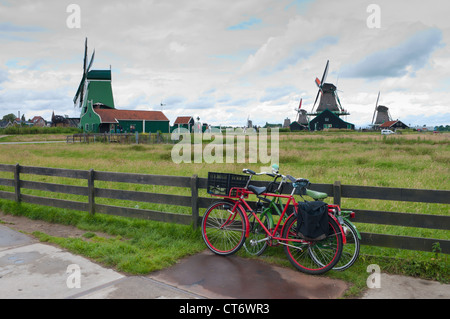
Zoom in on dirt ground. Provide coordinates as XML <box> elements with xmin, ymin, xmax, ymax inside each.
<box><xmin>0</xmin><ymin>212</ymin><xmax>112</xmax><ymax>240</ymax></box>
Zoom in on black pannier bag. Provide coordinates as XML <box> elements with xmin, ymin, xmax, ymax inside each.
<box><xmin>296</xmin><ymin>201</ymin><xmax>329</xmax><ymax>241</ymax></box>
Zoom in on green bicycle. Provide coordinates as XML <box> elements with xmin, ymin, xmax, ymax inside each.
<box><xmin>243</xmin><ymin>169</ymin><xmax>287</xmax><ymax>256</ymax></box>
<box><xmin>244</xmin><ymin>164</ymin><xmax>361</xmax><ymax>271</ymax></box>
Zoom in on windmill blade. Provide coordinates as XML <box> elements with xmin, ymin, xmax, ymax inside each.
<box><xmin>315</xmin><ymin>77</ymin><xmax>322</xmax><ymax>89</ymax></box>
<box><xmin>321</xmin><ymin>60</ymin><xmax>329</xmax><ymax>85</ymax></box>
<box><xmin>311</xmin><ymin>90</ymin><xmax>320</xmax><ymax>113</ymax></box>
<box><xmin>83</xmin><ymin>38</ymin><xmax>88</xmax><ymax>74</ymax></box>
<box><xmin>334</xmin><ymin>91</ymin><xmax>342</xmax><ymax>109</ymax></box>
<box><xmin>73</xmin><ymin>74</ymin><xmax>86</xmax><ymax>104</ymax></box>
<box><xmin>74</xmin><ymin>38</ymin><xmax>89</xmax><ymax>107</ymax></box>
<box><xmin>87</xmin><ymin>50</ymin><xmax>95</xmax><ymax>72</ymax></box>
<box><xmin>294</xmin><ymin>98</ymin><xmax>302</xmax><ymax>121</ymax></box>
<box><xmin>371</xmin><ymin>91</ymin><xmax>380</xmax><ymax>125</ymax></box>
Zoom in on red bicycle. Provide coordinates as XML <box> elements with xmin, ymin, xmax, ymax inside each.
<box><xmin>201</xmin><ymin>169</ymin><xmax>346</xmax><ymax>275</ymax></box>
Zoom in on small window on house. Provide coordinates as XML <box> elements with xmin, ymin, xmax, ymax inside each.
<box><xmin>325</xmin><ymin>118</ymin><xmax>329</xmax><ymax>122</ymax></box>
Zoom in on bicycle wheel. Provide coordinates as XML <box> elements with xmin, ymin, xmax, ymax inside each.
<box><xmin>201</xmin><ymin>200</ymin><xmax>247</xmax><ymax>256</ymax></box>
<box><xmin>243</xmin><ymin>213</ymin><xmax>269</xmax><ymax>256</ymax></box>
<box><xmin>282</xmin><ymin>214</ymin><xmax>343</xmax><ymax>275</ymax></box>
<box><xmin>332</xmin><ymin>219</ymin><xmax>360</xmax><ymax>271</ymax></box>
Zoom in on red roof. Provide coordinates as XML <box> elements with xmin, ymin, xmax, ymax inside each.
<box><xmin>94</xmin><ymin>109</ymin><xmax>169</xmax><ymax>123</ymax></box>
<box><xmin>31</xmin><ymin>116</ymin><xmax>45</xmax><ymax>123</ymax></box>
<box><xmin>380</xmin><ymin>120</ymin><xmax>397</xmax><ymax>128</ymax></box>
<box><xmin>174</xmin><ymin>116</ymin><xmax>193</xmax><ymax>125</ymax></box>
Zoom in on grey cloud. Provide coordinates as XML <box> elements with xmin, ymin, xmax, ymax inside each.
<box><xmin>341</xmin><ymin>28</ymin><xmax>443</xmax><ymax>79</ymax></box>
<box><xmin>260</xmin><ymin>85</ymin><xmax>296</xmax><ymax>102</ymax></box>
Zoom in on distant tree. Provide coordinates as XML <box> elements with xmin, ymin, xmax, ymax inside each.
<box><xmin>434</xmin><ymin>125</ymin><xmax>450</xmax><ymax>132</ymax></box>
<box><xmin>2</xmin><ymin>113</ymin><xmax>15</xmax><ymax>122</ymax></box>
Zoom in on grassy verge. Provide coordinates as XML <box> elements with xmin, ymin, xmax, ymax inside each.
<box><xmin>0</xmin><ymin>131</ymin><xmax>448</xmax><ymax>297</ymax></box>
<box><xmin>0</xmin><ymin>199</ymin><xmax>447</xmax><ymax>299</ymax></box>
<box><xmin>0</xmin><ymin>200</ymin><xmax>205</xmax><ymax>275</ymax></box>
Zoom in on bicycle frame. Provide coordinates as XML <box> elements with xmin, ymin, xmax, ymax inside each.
<box><xmin>227</xmin><ymin>188</ymin><xmax>346</xmax><ymax>246</ymax></box>
<box><xmin>257</xmin><ymin>191</ymin><xmax>284</xmax><ymax>230</ymax></box>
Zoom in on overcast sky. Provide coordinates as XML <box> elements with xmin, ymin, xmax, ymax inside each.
<box><xmin>1</xmin><ymin>0</ymin><xmax>449</xmax><ymax>128</ymax></box>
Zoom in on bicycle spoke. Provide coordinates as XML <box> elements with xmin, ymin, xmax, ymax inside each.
<box><xmin>201</xmin><ymin>201</ymin><xmax>246</xmax><ymax>256</ymax></box>
<box><xmin>282</xmin><ymin>214</ymin><xmax>343</xmax><ymax>275</ymax></box>
<box><xmin>332</xmin><ymin>220</ymin><xmax>360</xmax><ymax>271</ymax></box>
<box><xmin>243</xmin><ymin>213</ymin><xmax>269</xmax><ymax>256</ymax></box>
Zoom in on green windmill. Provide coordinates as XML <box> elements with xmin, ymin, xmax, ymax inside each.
<box><xmin>73</xmin><ymin>38</ymin><xmax>115</xmax><ymax>117</ymax></box>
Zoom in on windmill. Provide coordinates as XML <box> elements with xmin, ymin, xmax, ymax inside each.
<box><xmin>294</xmin><ymin>98</ymin><xmax>308</xmax><ymax>125</ymax></box>
<box><xmin>309</xmin><ymin>60</ymin><xmax>349</xmax><ymax>117</ymax></box>
<box><xmin>371</xmin><ymin>91</ymin><xmax>392</xmax><ymax>129</ymax></box>
<box><xmin>73</xmin><ymin>38</ymin><xmax>115</xmax><ymax>117</ymax></box>
<box><xmin>73</xmin><ymin>38</ymin><xmax>95</xmax><ymax>114</ymax></box>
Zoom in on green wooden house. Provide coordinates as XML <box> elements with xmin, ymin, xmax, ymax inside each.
<box><xmin>172</xmin><ymin>116</ymin><xmax>194</xmax><ymax>132</ymax></box>
<box><xmin>309</xmin><ymin>109</ymin><xmax>354</xmax><ymax>131</ymax></box>
<box><xmin>81</xmin><ymin>102</ymin><xmax>169</xmax><ymax>133</ymax></box>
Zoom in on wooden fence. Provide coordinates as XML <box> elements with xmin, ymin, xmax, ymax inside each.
<box><xmin>0</xmin><ymin>164</ymin><xmax>448</xmax><ymax>254</ymax></box>
<box><xmin>66</xmin><ymin>132</ymin><xmax>172</xmax><ymax>144</ymax></box>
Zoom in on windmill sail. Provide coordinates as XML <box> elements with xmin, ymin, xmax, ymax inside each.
<box><xmin>371</xmin><ymin>91</ymin><xmax>380</xmax><ymax>125</ymax></box>
<box><xmin>73</xmin><ymin>38</ymin><xmax>115</xmax><ymax>116</ymax></box>
<box><xmin>74</xmin><ymin>38</ymin><xmax>89</xmax><ymax>108</ymax></box>
<box><xmin>371</xmin><ymin>92</ymin><xmax>391</xmax><ymax>126</ymax></box>
<box><xmin>309</xmin><ymin>60</ymin><xmax>349</xmax><ymax>116</ymax></box>
<box><xmin>294</xmin><ymin>98</ymin><xmax>308</xmax><ymax>124</ymax></box>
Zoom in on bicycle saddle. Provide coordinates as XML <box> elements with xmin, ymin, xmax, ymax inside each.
<box><xmin>305</xmin><ymin>189</ymin><xmax>328</xmax><ymax>200</ymax></box>
<box><xmin>248</xmin><ymin>185</ymin><xmax>266</xmax><ymax>196</ymax></box>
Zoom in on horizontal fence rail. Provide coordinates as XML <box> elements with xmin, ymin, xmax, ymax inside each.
<box><xmin>0</xmin><ymin>164</ymin><xmax>448</xmax><ymax>254</ymax></box>
<box><xmin>67</xmin><ymin>133</ymin><xmax>174</xmax><ymax>144</ymax></box>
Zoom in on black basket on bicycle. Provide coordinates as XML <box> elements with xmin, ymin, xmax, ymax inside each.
<box><xmin>207</xmin><ymin>172</ymin><xmax>248</xmax><ymax>197</ymax></box>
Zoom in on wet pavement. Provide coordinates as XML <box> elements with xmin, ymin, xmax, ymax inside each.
<box><xmin>0</xmin><ymin>224</ymin><xmax>348</xmax><ymax>299</ymax></box>
<box><xmin>150</xmin><ymin>251</ymin><xmax>348</xmax><ymax>299</ymax></box>
<box><xmin>1</xmin><ymin>224</ymin><xmax>449</xmax><ymax>300</ymax></box>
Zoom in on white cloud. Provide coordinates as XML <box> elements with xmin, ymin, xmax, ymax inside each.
<box><xmin>0</xmin><ymin>0</ymin><xmax>449</xmax><ymax>128</ymax></box>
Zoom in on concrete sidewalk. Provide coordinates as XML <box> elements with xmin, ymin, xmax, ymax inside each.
<box><xmin>0</xmin><ymin>224</ymin><xmax>204</xmax><ymax>299</ymax></box>
<box><xmin>0</xmin><ymin>224</ymin><xmax>349</xmax><ymax>299</ymax></box>
<box><xmin>1</xmin><ymin>224</ymin><xmax>449</xmax><ymax>299</ymax></box>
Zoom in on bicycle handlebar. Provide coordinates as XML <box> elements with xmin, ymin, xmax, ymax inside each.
<box><xmin>243</xmin><ymin>168</ymin><xmax>309</xmax><ymax>188</ymax></box>
<box><xmin>242</xmin><ymin>168</ymin><xmax>256</xmax><ymax>175</ymax></box>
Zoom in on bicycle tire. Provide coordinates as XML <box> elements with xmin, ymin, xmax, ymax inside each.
<box><xmin>282</xmin><ymin>213</ymin><xmax>343</xmax><ymax>275</ymax></box>
<box><xmin>243</xmin><ymin>213</ymin><xmax>270</xmax><ymax>256</ymax></box>
<box><xmin>332</xmin><ymin>219</ymin><xmax>360</xmax><ymax>271</ymax></box>
<box><xmin>201</xmin><ymin>200</ymin><xmax>247</xmax><ymax>256</ymax></box>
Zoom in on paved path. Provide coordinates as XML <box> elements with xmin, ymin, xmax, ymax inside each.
<box><xmin>1</xmin><ymin>224</ymin><xmax>449</xmax><ymax>300</ymax></box>
<box><xmin>0</xmin><ymin>224</ymin><xmax>349</xmax><ymax>299</ymax></box>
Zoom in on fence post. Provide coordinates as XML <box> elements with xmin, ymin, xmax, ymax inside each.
<box><xmin>88</xmin><ymin>169</ymin><xmax>95</xmax><ymax>215</ymax></box>
<box><xmin>14</xmin><ymin>163</ymin><xmax>21</xmax><ymax>203</ymax></box>
<box><xmin>333</xmin><ymin>181</ymin><xmax>341</xmax><ymax>206</ymax></box>
<box><xmin>191</xmin><ymin>174</ymin><xmax>199</xmax><ymax>229</ymax></box>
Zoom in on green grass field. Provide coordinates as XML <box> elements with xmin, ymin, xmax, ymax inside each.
<box><xmin>0</xmin><ymin>131</ymin><xmax>448</xmax><ymax>296</ymax></box>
